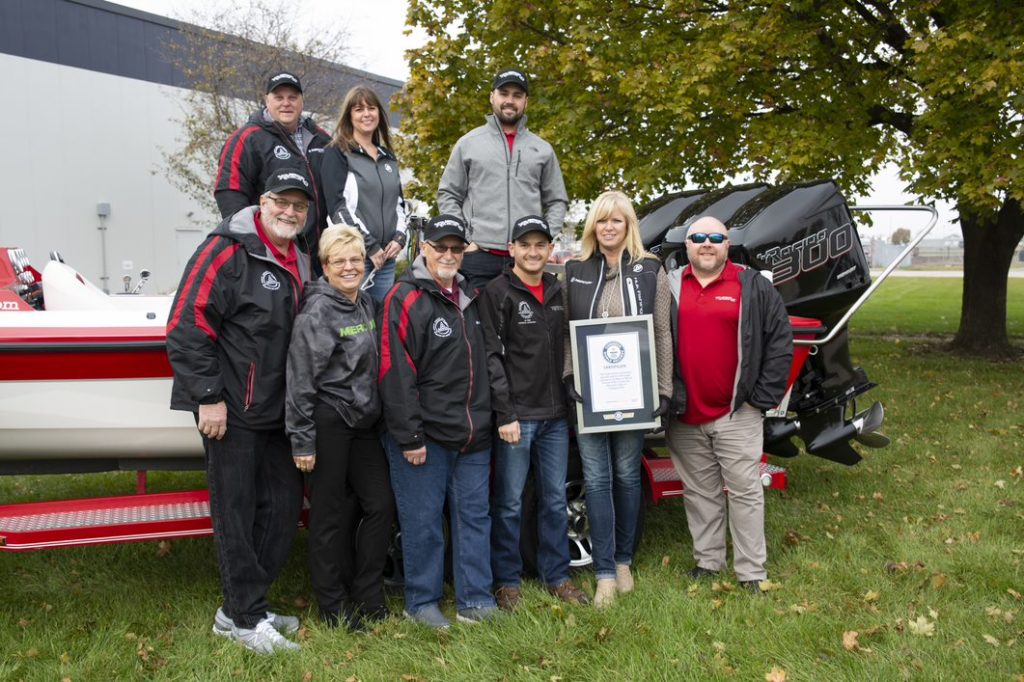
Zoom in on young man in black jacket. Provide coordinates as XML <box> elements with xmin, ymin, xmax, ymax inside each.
<box><xmin>167</xmin><ymin>168</ymin><xmax>313</xmax><ymax>654</ymax></box>
<box><xmin>479</xmin><ymin>216</ymin><xmax>589</xmax><ymax>609</ymax></box>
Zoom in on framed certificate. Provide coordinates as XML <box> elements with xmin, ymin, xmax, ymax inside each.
<box><xmin>569</xmin><ymin>314</ymin><xmax>659</xmax><ymax>434</ymax></box>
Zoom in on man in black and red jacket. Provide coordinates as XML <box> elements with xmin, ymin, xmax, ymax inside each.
<box><xmin>214</xmin><ymin>71</ymin><xmax>330</xmax><ymax>269</ymax></box>
<box><xmin>167</xmin><ymin>168</ymin><xmax>313</xmax><ymax>654</ymax></box>
<box><xmin>378</xmin><ymin>214</ymin><xmax>498</xmax><ymax>629</ymax></box>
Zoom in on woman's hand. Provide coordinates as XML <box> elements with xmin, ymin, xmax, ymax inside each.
<box><xmin>382</xmin><ymin>240</ymin><xmax>403</xmax><ymax>261</ymax></box>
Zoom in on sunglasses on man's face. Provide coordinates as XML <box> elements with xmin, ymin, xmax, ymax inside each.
<box><xmin>687</xmin><ymin>232</ymin><xmax>728</xmax><ymax>244</ymax></box>
<box><xmin>426</xmin><ymin>242</ymin><xmax>466</xmax><ymax>255</ymax></box>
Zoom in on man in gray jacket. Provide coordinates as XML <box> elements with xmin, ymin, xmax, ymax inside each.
<box><xmin>437</xmin><ymin>68</ymin><xmax>569</xmax><ymax>291</ymax></box>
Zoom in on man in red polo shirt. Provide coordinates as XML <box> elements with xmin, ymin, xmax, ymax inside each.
<box><xmin>167</xmin><ymin>168</ymin><xmax>313</xmax><ymax>653</ymax></box>
<box><xmin>664</xmin><ymin>216</ymin><xmax>792</xmax><ymax>593</ymax></box>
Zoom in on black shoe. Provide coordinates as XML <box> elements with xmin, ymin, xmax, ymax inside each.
<box><xmin>739</xmin><ymin>580</ymin><xmax>763</xmax><ymax>594</ymax></box>
<box><xmin>686</xmin><ymin>566</ymin><xmax>721</xmax><ymax>579</ymax></box>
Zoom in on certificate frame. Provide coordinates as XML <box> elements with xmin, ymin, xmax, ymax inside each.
<box><xmin>569</xmin><ymin>314</ymin><xmax>659</xmax><ymax>434</ymax></box>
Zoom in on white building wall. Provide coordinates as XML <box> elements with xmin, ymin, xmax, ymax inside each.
<box><xmin>1</xmin><ymin>53</ymin><xmax>217</xmax><ymax>293</ymax></box>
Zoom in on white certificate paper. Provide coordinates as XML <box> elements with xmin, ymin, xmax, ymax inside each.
<box><xmin>586</xmin><ymin>331</ymin><xmax>644</xmax><ymax>412</ymax></box>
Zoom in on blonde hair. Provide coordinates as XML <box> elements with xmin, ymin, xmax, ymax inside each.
<box><xmin>577</xmin><ymin>190</ymin><xmax>653</xmax><ymax>262</ymax></box>
<box><xmin>318</xmin><ymin>225</ymin><xmax>366</xmax><ymax>264</ymax></box>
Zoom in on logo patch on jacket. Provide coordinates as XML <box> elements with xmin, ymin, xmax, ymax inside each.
<box><xmin>273</xmin><ymin>145</ymin><xmax>291</xmax><ymax>160</ymax></box>
<box><xmin>632</xmin><ymin>263</ymin><xmax>644</xmax><ymax>273</ymax></box>
<box><xmin>432</xmin><ymin>317</ymin><xmax>452</xmax><ymax>338</ymax></box>
<box><xmin>261</xmin><ymin>271</ymin><xmax>281</xmax><ymax>290</ymax></box>
<box><xmin>517</xmin><ymin>301</ymin><xmax>535</xmax><ymax>322</ymax></box>
<box><xmin>384</xmin><ymin>163</ymin><xmax>394</xmax><ymax>173</ymax></box>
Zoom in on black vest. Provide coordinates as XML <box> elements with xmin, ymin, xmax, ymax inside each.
<box><xmin>565</xmin><ymin>251</ymin><xmax>661</xmax><ymax>321</ymax></box>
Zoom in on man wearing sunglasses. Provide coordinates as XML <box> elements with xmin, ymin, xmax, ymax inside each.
<box><xmin>663</xmin><ymin>216</ymin><xmax>793</xmax><ymax>594</ymax></box>
<box><xmin>378</xmin><ymin>214</ymin><xmax>498</xmax><ymax>628</ymax></box>
<box><xmin>167</xmin><ymin>168</ymin><xmax>314</xmax><ymax>653</ymax></box>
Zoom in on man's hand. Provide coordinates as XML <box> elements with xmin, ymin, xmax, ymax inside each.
<box><xmin>383</xmin><ymin>239</ymin><xmax>403</xmax><ymax>261</ymax></box>
<box><xmin>197</xmin><ymin>401</ymin><xmax>227</xmax><ymax>440</ymax></box>
<box><xmin>370</xmin><ymin>249</ymin><xmax>386</xmax><ymax>271</ymax></box>
<box><xmin>294</xmin><ymin>454</ymin><xmax>315</xmax><ymax>473</ymax></box>
<box><xmin>403</xmin><ymin>446</ymin><xmax>427</xmax><ymax>466</ymax></box>
<box><xmin>563</xmin><ymin>376</ymin><xmax>583</xmax><ymax>403</ymax></box>
<box><xmin>498</xmin><ymin>421</ymin><xmax>521</xmax><ymax>445</ymax></box>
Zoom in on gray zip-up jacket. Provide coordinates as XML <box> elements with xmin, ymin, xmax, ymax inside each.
<box><xmin>320</xmin><ymin>144</ymin><xmax>408</xmax><ymax>257</ymax></box>
<box><xmin>285</xmin><ymin>279</ymin><xmax>381</xmax><ymax>456</ymax></box>
<box><xmin>437</xmin><ymin>114</ymin><xmax>568</xmax><ymax>250</ymax></box>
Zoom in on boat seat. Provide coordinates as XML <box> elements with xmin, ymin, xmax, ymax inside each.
<box><xmin>41</xmin><ymin>260</ymin><xmax>114</xmax><ymax>311</ymax></box>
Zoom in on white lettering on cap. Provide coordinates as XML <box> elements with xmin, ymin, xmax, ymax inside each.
<box><xmin>276</xmin><ymin>172</ymin><xmax>309</xmax><ymax>187</ymax></box>
<box><xmin>498</xmin><ymin>70</ymin><xmax>525</xmax><ymax>80</ymax></box>
<box><xmin>434</xmin><ymin>219</ymin><xmax>464</xmax><ymax>232</ymax></box>
<box><xmin>270</xmin><ymin>73</ymin><xmax>296</xmax><ymax>82</ymax></box>
<box><xmin>518</xmin><ymin>218</ymin><xmax>545</xmax><ymax>227</ymax></box>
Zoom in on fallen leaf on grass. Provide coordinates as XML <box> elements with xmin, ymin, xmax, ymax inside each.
<box><xmin>995</xmin><ymin>480</ymin><xmax>1007</xmax><ymax>489</ymax></box>
<box><xmin>302</xmin><ymin>672</ymin><xmax>313</xmax><ymax>682</ymax></box>
<box><xmin>711</xmin><ymin>598</ymin><xmax>724</xmax><ymax>610</ymax></box>
<box><xmin>662</xmin><ymin>555</ymin><xmax>671</xmax><ymax>567</ymax></box>
<box><xmin>930</xmin><ymin>573</ymin><xmax>948</xmax><ymax>589</ymax></box>
<box><xmin>759</xmin><ymin>579</ymin><xmax>781</xmax><ymax>592</ymax></box>
<box><xmin>293</xmin><ymin>596</ymin><xmax>309</xmax><ymax>608</ymax></box>
<box><xmin>156</xmin><ymin>541</ymin><xmax>171</xmax><ymax>557</ymax></box>
<box><xmin>863</xmin><ymin>591</ymin><xmax>880</xmax><ymax>603</ymax></box>
<box><xmin>982</xmin><ymin>634</ymin><xmax>1001</xmax><ymax>647</ymax></box>
<box><xmin>17</xmin><ymin>619</ymin><xmax>30</xmax><ymax>628</ymax></box>
<box><xmin>400</xmin><ymin>675</ymin><xmax>424</xmax><ymax>682</ymax></box>
<box><xmin>907</xmin><ymin>616</ymin><xmax>935</xmax><ymax>637</ymax></box>
<box><xmin>784</xmin><ymin>530</ymin><xmax>801</xmax><ymax>546</ymax></box>
<box><xmin>1009</xmin><ymin>588</ymin><xmax>1022</xmax><ymax>600</ymax></box>
<box><xmin>873</xmin><ymin>492</ymin><xmax>884</xmax><ymax>503</ymax></box>
<box><xmin>711</xmin><ymin>581</ymin><xmax>735</xmax><ymax>593</ymax></box>
<box><xmin>597</xmin><ymin>626</ymin><xmax>610</xmax><ymax>642</ymax></box>
<box><xmin>843</xmin><ymin>630</ymin><xmax>862</xmax><ymax>651</ymax></box>
<box><xmin>764</xmin><ymin>666</ymin><xmax>787</xmax><ymax>682</ymax></box>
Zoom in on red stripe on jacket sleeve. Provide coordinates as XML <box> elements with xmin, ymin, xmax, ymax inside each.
<box><xmin>217</xmin><ymin>126</ymin><xmax>259</xmax><ymax>192</ymax></box>
<box><xmin>378</xmin><ymin>287</ymin><xmax>422</xmax><ymax>383</ymax></box>
<box><xmin>193</xmin><ymin>244</ymin><xmax>243</xmax><ymax>340</ymax></box>
<box><xmin>167</xmin><ymin>237</ymin><xmax>223</xmax><ymax>334</ymax></box>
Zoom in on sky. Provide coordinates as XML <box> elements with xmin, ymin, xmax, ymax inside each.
<box><xmin>111</xmin><ymin>0</ymin><xmax>957</xmax><ymax>237</ymax></box>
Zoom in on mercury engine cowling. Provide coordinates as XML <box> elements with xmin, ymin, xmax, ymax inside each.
<box><xmin>641</xmin><ymin>180</ymin><xmax>884</xmax><ymax>465</ymax></box>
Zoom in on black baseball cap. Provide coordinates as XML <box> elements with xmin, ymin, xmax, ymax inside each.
<box><xmin>511</xmin><ymin>215</ymin><xmax>552</xmax><ymax>242</ymax></box>
<box><xmin>264</xmin><ymin>168</ymin><xmax>313</xmax><ymax>199</ymax></box>
<box><xmin>423</xmin><ymin>214</ymin><xmax>469</xmax><ymax>244</ymax></box>
<box><xmin>266</xmin><ymin>72</ymin><xmax>303</xmax><ymax>94</ymax></box>
<box><xmin>492</xmin><ymin>68</ymin><xmax>529</xmax><ymax>94</ymax></box>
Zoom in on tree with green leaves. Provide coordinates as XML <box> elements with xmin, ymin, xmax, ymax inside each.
<box><xmin>397</xmin><ymin>0</ymin><xmax>1023</xmax><ymax>357</ymax></box>
<box><xmin>161</xmin><ymin>1</ymin><xmax>349</xmax><ymax>217</ymax></box>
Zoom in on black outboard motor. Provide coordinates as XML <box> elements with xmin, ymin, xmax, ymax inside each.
<box><xmin>642</xmin><ymin>180</ymin><xmax>884</xmax><ymax>465</ymax></box>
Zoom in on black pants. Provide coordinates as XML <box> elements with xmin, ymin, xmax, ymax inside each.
<box><xmin>204</xmin><ymin>424</ymin><xmax>303</xmax><ymax>629</ymax></box>
<box><xmin>459</xmin><ymin>249</ymin><xmax>513</xmax><ymax>294</ymax></box>
<box><xmin>307</xmin><ymin>403</ymin><xmax>396</xmax><ymax>618</ymax></box>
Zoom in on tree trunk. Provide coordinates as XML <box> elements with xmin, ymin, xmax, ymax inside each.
<box><xmin>951</xmin><ymin>197</ymin><xmax>1024</xmax><ymax>358</ymax></box>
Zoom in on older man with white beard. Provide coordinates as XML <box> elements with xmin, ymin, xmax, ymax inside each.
<box><xmin>167</xmin><ymin>168</ymin><xmax>314</xmax><ymax>654</ymax></box>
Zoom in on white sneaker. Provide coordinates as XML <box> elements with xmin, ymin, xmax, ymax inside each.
<box><xmin>214</xmin><ymin>608</ymin><xmax>299</xmax><ymax>637</ymax></box>
<box><xmin>230</xmin><ymin>618</ymin><xmax>301</xmax><ymax>654</ymax></box>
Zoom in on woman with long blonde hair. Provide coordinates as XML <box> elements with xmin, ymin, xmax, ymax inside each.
<box><xmin>562</xmin><ymin>190</ymin><xmax>673</xmax><ymax>607</ymax></box>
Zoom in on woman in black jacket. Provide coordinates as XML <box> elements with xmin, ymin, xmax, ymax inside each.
<box><xmin>319</xmin><ymin>86</ymin><xmax>409</xmax><ymax>302</ymax></box>
<box><xmin>285</xmin><ymin>225</ymin><xmax>395</xmax><ymax>630</ymax></box>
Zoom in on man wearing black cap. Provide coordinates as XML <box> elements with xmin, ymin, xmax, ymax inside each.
<box><xmin>167</xmin><ymin>168</ymin><xmax>315</xmax><ymax>654</ymax></box>
<box><xmin>438</xmin><ymin>68</ymin><xmax>569</xmax><ymax>292</ymax></box>
<box><xmin>478</xmin><ymin>215</ymin><xmax>589</xmax><ymax>610</ymax></box>
<box><xmin>214</xmin><ymin>71</ymin><xmax>330</xmax><ymax>267</ymax></box>
<box><xmin>378</xmin><ymin>214</ymin><xmax>498</xmax><ymax>628</ymax></box>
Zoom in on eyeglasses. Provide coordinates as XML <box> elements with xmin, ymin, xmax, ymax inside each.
<box><xmin>425</xmin><ymin>242</ymin><xmax>466</xmax><ymax>255</ymax></box>
<box><xmin>327</xmin><ymin>257</ymin><xmax>363</xmax><ymax>269</ymax></box>
<box><xmin>267</xmin><ymin>194</ymin><xmax>309</xmax><ymax>213</ymax></box>
<box><xmin>687</xmin><ymin>232</ymin><xmax>727</xmax><ymax>244</ymax></box>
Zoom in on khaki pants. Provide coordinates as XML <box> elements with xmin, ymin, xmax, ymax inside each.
<box><xmin>666</xmin><ymin>403</ymin><xmax>767</xmax><ymax>581</ymax></box>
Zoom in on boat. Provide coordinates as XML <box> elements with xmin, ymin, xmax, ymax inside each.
<box><xmin>0</xmin><ymin>247</ymin><xmax>202</xmax><ymax>475</ymax></box>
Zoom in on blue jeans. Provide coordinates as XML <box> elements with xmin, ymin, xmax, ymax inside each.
<box><xmin>491</xmin><ymin>418</ymin><xmax>571</xmax><ymax>588</ymax></box>
<box><xmin>383</xmin><ymin>432</ymin><xmax>495</xmax><ymax>613</ymax></box>
<box><xmin>575</xmin><ymin>430</ymin><xmax>645</xmax><ymax>579</ymax></box>
<box><xmin>362</xmin><ymin>257</ymin><xmax>396</xmax><ymax>303</ymax></box>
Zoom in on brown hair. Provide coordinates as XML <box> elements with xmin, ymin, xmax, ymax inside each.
<box><xmin>330</xmin><ymin>86</ymin><xmax>393</xmax><ymax>152</ymax></box>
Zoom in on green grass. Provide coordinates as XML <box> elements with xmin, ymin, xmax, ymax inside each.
<box><xmin>852</xmin><ymin>277</ymin><xmax>1024</xmax><ymax>337</ymax></box>
<box><xmin>2</xmin><ymin>279</ymin><xmax>1023</xmax><ymax>681</ymax></box>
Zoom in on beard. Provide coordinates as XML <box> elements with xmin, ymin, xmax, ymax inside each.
<box><xmin>264</xmin><ymin>214</ymin><xmax>302</xmax><ymax>243</ymax></box>
<box><xmin>494</xmin><ymin>106</ymin><xmax>523</xmax><ymax>126</ymax></box>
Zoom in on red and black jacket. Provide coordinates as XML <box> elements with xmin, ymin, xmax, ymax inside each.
<box><xmin>167</xmin><ymin>207</ymin><xmax>311</xmax><ymax>429</ymax></box>
<box><xmin>214</xmin><ymin>110</ymin><xmax>330</xmax><ymax>260</ymax></box>
<box><xmin>378</xmin><ymin>256</ymin><xmax>491</xmax><ymax>453</ymax></box>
